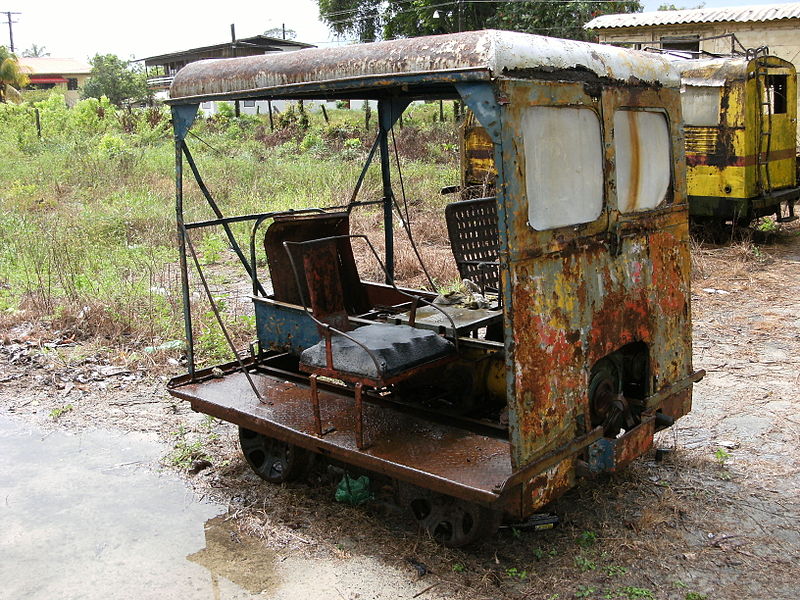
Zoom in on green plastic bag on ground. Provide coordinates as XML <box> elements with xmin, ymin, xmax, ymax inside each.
<box><xmin>335</xmin><ymin>474</ymin><xmax>371</xmax><ymax>505</ymax></box>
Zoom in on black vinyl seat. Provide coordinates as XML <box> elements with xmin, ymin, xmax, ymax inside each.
<box><xmin>300</xmin><ymin>322</ymin><xmax>453</xmax><ymax>379</ymax></box>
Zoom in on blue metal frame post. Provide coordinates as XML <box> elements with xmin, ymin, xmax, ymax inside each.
<box><xmin>172</xmin><ymin>105</ymin><xmax>199</xmax><ymax>375</ymax></box>
<box><xmin>377</xmin><ymin>101</ymin><xmax>394</xmax><ymax>283</ymax></box>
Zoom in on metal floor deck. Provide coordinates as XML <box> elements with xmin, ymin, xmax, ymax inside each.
<box><xmin>170</xmin><ymin>369</ymin><xmax>512</xmax><ymax>506</ymax></box>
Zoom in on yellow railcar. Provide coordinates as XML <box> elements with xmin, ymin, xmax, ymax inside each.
<box><xmin>675</xmin><ymin>55</ymin><xmax>799</xmax><ymax>222</ymax></box>
<box><xmin>462</xmin><ymin>54</ymin><xmax>799</xmax><ymax>224</ymax></box>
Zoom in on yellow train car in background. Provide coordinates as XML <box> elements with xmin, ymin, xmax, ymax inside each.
<box><xmin>461</xmin><ymin>54</ymin><xmax>799</xmax><ymax>224</ymax></box>
<box><xmin>675</xmin><ymin>55</ymin><xmax>799</xmax><ymax>223</ymax></box>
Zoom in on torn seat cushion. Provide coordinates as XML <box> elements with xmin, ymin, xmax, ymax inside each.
<box><xmin>300</xmin><ymin>323</ymin><xmax>454</xmax><ymax>380</ymax></box>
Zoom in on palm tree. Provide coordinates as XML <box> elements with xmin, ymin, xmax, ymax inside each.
<box><xmin>0</xmin><ymin>46</ymin><xmax>29</xmax><ymax>104</ymax></box>
<box><xmin>22</xmin><ymin>44</ymin><xmax>50</xmax><ymax>58</ymax></box>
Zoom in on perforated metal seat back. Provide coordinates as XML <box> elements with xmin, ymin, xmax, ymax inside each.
<box><xmin>445</xmin><ymin>197</ymin><xmax>500</xmax><ymax>292</ymax></box>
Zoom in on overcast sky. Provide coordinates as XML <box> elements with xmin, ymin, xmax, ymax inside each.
<box><xmin>3</xmin><ymin>0</ymin><xmax>790</xmax><ymax>62</ymax></box>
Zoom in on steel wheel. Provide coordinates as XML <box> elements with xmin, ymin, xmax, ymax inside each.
<box><xmin>407</xmin><ymin>491</ymin><xmax>501</xmax><ymax>547</ymax></box>
<box><xmin>238</xmin><ymin>427</ymin><xmax>312</xmax><ymax>483</ymax></box>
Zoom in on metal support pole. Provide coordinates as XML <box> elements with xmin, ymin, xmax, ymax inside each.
<box><xmin>378</xmin><ymin>101</ymin><xmax>394</xmax><ymax>283</ymax></box>
<box><xmin>175</xmin><ymin>139</ymin><xmax>195</xmax><ymax>374</ymax></box>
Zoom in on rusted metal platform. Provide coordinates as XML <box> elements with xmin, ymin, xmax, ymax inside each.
<box><xmin>169</xmin><ymin>363</ymin><xmax>512</xmax><ymax>507</ymax></box>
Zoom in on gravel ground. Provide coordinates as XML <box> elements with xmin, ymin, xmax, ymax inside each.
<box><xmin>2</xmin><ymin>229</ymin><xmax>799</xmax><ymax>600</ymax></box>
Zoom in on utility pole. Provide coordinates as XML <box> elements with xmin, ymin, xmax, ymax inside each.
<box><xmin>2</xmin><ymin>11</ymin><xmax>20</xmax><ymax>52</ymax></box>
<box><xmin>230</xmin><ymin>23</ymin><xmax>240</xmax><ymax>117</ymax></box>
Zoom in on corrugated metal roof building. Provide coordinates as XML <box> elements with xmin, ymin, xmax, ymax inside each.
<box><xmin>18</xmin><ymin>57</ymin><xmax>92</xmax><ymax>106</ymax></box>
<box><xmin>585</xmin><ymin>2</ymin><xmax>800</xmax><ymax>123</ymax></box>
<box><xmin>585</xmin><ymin>2</ymin><xmax>800</xmax><ymax>30</ymax></box>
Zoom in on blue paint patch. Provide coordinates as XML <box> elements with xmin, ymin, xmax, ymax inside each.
<box><xmin>254</xmin><ymin>300</ymin><xmax>319</xmax><ymax>355</ymax></box>
<box><xmin>588</xmin><ymin>438</ymin><xmax>616</xmax><ymax>473</ymax></box>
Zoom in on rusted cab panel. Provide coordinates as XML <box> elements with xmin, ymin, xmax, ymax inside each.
<box><xmin>492</xmin><ymin>78</ymin><xmax>693</xmax><ymax>500</ymax></box>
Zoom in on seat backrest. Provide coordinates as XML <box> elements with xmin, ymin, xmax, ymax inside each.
<box><xmin>444</xmin><ymin>197</ymin><xmax>500</xmax><ymax>291</ymax></box>
<box><xmin>299</xmin><ymin>239</ymin><xmax>351</xmax><ymax>333</ymax></box>
<box><xmin>265</xmin><ymin>212</ymin><xmax>370</xmax><ymax>315</ymax></box>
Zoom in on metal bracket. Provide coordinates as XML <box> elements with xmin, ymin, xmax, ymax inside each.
<box><xmin>171</xmin><ymin>104</ymin><xmax>199</xmax><ymax>142</ymax></box>
<box><xmin>455</xmin><ymin>82</ymin><xmax>502</xmax><ymax>144</ymax></box>
<box><xmin>378</xmin><ymin>97</ymin><xmax>412</xmax><ymax>131</ymax></box>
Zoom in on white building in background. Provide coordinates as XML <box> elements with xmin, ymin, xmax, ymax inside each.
<box><xmin>19</xmin><ymin>57</ymin><xmax>92</xmax><ymax>106</ymax></box>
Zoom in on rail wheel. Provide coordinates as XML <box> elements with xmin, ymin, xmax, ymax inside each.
<box><xmin>589</xmin><ymin>356</ymin><xmax>639</xmax><ymax>438</ymax></box>
<box><xmin>403</xmin><ymin>487</ymin><xmax>502</xmax><ymax>547</ymax></box>
<box><xmin>238</xmin><ymin>427</ymin><xmax>313</xmax><ymax>483</ymax></box>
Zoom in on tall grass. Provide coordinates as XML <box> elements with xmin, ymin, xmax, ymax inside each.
<box><xmin>0</xmin><ymin>92</ymin><xmax>460</xmax><ymax>363</ymax></box>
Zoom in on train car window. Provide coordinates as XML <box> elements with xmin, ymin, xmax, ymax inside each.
<box><xmin>681</xmin><ymin>86</ymin><xmax>721</xmax><ymax>126</ymax></box>
<box><xmin>523</xmin><ymin>106</ymin><xmax>603</xmax><ymax>231</ymax></box>
<box><xmin>614</xmin><ymin>110</ymin><xmax>671</xmax><ymax>213</ymax></box>
<box><xmin>766</xmin><ymin>75</ymin><xmax>788</xmax><ymax>114</ymax></box>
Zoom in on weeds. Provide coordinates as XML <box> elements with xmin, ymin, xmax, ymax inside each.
<box><xmin>168</xmin><ymin>420</ymin><xmax>218</xmax><ymax>469</ymax></box>
<box><xmin>574</xmin><ymin>555</ymin><xmax>597</xmax><ymax>572</ymax></box>
<box><xmin>0</xmin><ymin>92</ymin><xmax>459</xmax><ymax>362</ymax></box>
<box><xmin>714</xmin><ymin>448</ymin><xmax>731</xmax><ymax>463</ymax></box>
<box><xmin>49</xmin><ymin>403</ymin><xmax>73</xmax><ymax>419</ymax></box>
<box><xmin>577</xmin><ymin>530</ymin><xmax>598</xmax><ymax>548</ymax></box>
<box><xmin>505</xmin><ymin>567</ymin><xmax>528</xmax><ymax>581</ymax></box>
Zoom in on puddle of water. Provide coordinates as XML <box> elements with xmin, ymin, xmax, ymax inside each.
<box><xmin>0</xmin><ymin>415</ymin><xmax>270</xmax><ymax>600</ymax></box>
<box><xmin>0</xmin><ymin>414</ymin><xmax>443</xmax><ymax>600</ymax></box>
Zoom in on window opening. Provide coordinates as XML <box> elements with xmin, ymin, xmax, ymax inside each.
<box><xmin>523</xmin><ymin>106</ymin><xmax>603</xmax><ymax>231</ymax></box>
<box><xmin>661</xmin><ymin>35</ymin><xmax>700</xmax><ymax>56</ymax></box>
<box><xmin>765</xmin><ymin>74</ymin><xmax>788</xmax><ymax>115</ymax></box>
<box><xmin>614</xmin><ymin>110</ymin><xmax>671</xmax><ymax>213</ymax></box>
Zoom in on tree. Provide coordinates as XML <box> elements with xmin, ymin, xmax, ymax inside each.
<box><xmin>0</xmin><ymin>46</ymin><xmax>29</xmax><ymax>104</ymax></box>
<box><xmin>317</xmin><ymin>0</ymin><xmax>642</xmax><ymax>43</ymax></box>
<box><xmin>82</xmin><ymin>53</ymin><xmax>148</xmax><ymax>106</ymax></box>
<box><xmin>490</xmin><ymin>1</ymin><xmax>642</xmax><ymax>42</ymax></box>
<box><xmin>22</xmin><ymin>44</ymin><xmax>50</xmax><ymax>58</ymax></box>
<box><xmin>264</xmin><ymin>26</ymin><xmax>298</xmax><ymax>40</ymax></box>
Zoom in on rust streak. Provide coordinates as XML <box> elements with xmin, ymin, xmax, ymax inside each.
<box><xmin>627</xmin><ymin>110</ymin><xmax>640</xmax><ymax>211</ymax></box>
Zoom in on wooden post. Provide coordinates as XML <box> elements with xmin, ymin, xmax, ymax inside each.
<box><xmin>439</xmin><ymin>99</ymin><xmax>444</xmax><ymax>122</ymax></box>
<box><xmin>34</xmin><ymin>108</ymin><xmax>41</xmax><ymax>139</ymax></box>
<box><xmin>321</xmin><ymin>104</ymin><xmax>329</xmax><ymax>123</ymax></box>
<box><xmin>268</xmin><ymin>101</ymin><xmax>274</xmax><ymax>131</ymax></box>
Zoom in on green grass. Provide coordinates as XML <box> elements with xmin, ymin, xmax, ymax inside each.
<box><xmin>0</xmin><ymin>92</ymin><xmax>458</xmax><ymax>363</ymax></box>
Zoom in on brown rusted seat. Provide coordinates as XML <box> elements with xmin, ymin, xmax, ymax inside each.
<box><xmin>284</xmin><ymin>235</ymin><xmax>458</xmax><ymax>448</ymax></box>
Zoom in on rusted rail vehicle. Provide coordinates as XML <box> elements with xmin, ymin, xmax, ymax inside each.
<box><xmin>675</xmin><ymin>54</ymin><xmax>799</xmax><ymax>223</ymax></box>
<box><xmin>165</xmin><ymin>30</ymin><xmax>704</xmax><ymax>546</ymax></box>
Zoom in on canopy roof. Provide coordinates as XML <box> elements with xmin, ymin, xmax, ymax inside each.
<box><xmin>168</xmin><ymin>30</ymin><xmax>681</xmax><ymax>104</ymax></box>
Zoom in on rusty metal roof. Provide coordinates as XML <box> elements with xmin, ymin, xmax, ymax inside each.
<box><xmin>671</xmin><ymin>54</ymin><xmax>795</xmax><ymax>86</ymax></box>
<box><xmin>168</xmin><ymin>30</ymin><xmax>680</xmax><ymax>103</ymax></box>
<box><xmin>585</xmin><ymin>2</ymin><xmax>800</xmax><ymax>30</ymax></box>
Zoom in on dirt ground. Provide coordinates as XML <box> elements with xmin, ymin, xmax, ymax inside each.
<box><xmin>1</xmin><ymin>227</ymin><xmax>799</xmax><ymax>600</ymax></box>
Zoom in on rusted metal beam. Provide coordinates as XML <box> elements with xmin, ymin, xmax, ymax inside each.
<box><xmin>495</xmin><ymin>426</ymin><xmax>604</xmax><ymax>494</ymax></box>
